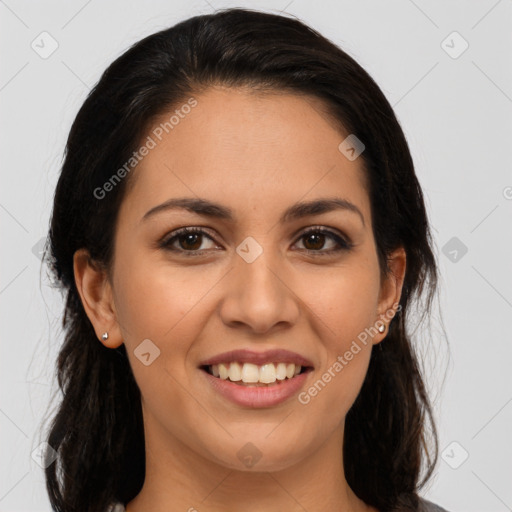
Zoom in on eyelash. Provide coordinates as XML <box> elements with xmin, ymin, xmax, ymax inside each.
<box><xmin>159</xmin><ymin>226</ymin><xmax>353</xmax><ymax>257</ymax></box>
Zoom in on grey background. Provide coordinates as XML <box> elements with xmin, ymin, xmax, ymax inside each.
<box><xmin>1</xmin><ymin>0</ymin><xmax>511</xmax><ymax>510</ymax></box>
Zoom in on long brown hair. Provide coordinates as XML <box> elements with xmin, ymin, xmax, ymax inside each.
<box><xmin>43</xmin><ymin>8</ymin><xmax>442</xmax><ymax>511</ymax></box>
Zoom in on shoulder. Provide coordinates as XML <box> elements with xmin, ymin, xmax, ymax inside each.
<box><xmin>418</xmin><ymin>496</ymin><xmax>450</xmax><ymax>512</ymax></box>
<box><xmin>389</xmin><ymin>496</ymin><xmax>450</xmax><ymax>512</ymax></box>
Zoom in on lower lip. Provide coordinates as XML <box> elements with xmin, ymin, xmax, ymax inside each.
<box><xmin>200</xmin><ymin>368</ymin><xmax>312</xmax><ymax>408</ymax></box>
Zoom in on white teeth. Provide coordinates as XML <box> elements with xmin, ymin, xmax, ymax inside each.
<box><xmin>210</xmin><ymin>362</ymin><xmax>303</xmax><ymax>383</ymax></box>
<box><xmin>259</xmin><ymin>363</ymin><xmax>276</xmax><ymax>383</ymax></box>
<box><xmin>219</xmin><ymin>363</ymin><xmax>229</xmax><ymax>380</ymax></box>
<box><xmin>241</xmin><ymin>363</ymin><xmax>260</xmax><ymax>383</ymax></box>
<box><xmin>228</xmin><ymin>361</ymin><xmax>242</xmax><ymax>381</ymax></box>
<box><xmin>275</xmin><ymin>362</ymin><xmax>287</xmax><ymax>380</ymax></box>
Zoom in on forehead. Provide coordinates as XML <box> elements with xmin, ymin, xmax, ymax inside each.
<box><xmin>119</xmin><ymin>87</ymin><xmax>370</xmax><ymax>226</ymax></box>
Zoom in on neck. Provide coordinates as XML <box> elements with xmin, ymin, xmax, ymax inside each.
<box><xmin>126</xmin><ymin>412</ymin><xmax>377</xmax><ymax>512</ymax></box>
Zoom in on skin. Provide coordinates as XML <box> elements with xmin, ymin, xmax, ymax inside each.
<box><xmin>74</xmin><ymin>86</ymin><xmax>406</xmax><ymax>512</ymax></box>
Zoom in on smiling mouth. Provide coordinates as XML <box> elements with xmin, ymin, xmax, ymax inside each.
<box><xmin>200</xmin><ymin>362</ymin><xmax>313</xmax><ymax>386</ymax></box>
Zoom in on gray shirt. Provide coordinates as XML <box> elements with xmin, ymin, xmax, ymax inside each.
<box><xmin>418</xmin><ymin>497</ymin><xmax>450</xmax><ymax>512</ymax></box>
<box><xmin>107</xmin><ymin>496</ymin><xmax>450</xmax><ymax>511</ymax></box>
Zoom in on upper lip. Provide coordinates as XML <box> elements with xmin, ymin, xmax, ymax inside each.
<box><xmin>198</xmin><ymin>349</ymin><xmax>314</xmax><ymax>368</ymax></box>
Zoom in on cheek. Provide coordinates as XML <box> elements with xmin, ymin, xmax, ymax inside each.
<box><xmin>112</xmin><ymin>254</ymin><xmax>209</xmax><ymax>406</ymax></box>
<box><xmin>306</xmin><ymin>261</ymin><xmax>381</xmax><ymax>342</ymax></box>
<box><xmin>112</xmin><ymin>252</ymin><xmax>222</xmax><ymax>389</ymax></box>
<box><xmin>113</xmin><ymin>248</ymin><xmax>202</xmax><ymax>339</ymax></box>
<box><xmin>295</xmin><ymin>261</ymin><xmax>379</xmax><ymax>415</ymax></box>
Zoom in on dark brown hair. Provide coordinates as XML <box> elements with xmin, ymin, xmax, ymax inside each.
<box><xmin>43</xmin><ymin>7</ymin><xmax>441</xmax><ymax>512</ymax></box>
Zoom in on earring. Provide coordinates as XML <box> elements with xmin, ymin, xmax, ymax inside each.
<box><xmin>102</xmin><ymin>332</ymin><xmax>109</xmax><ymax>340</ymax></box>
<box><xmin>378</xmin><ymin>324</ymin><xmax>386</xmax><ymax>333</ymax></box>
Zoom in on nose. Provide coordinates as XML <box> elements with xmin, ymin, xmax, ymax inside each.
<box><xmin>219</xmin><ymin>248</ymin><xmax>300</xmax><ymax>335</ymax></box>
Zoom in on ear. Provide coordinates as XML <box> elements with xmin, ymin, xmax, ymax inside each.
<box><xmin>73</xmin><ymin>248</ymin><xmax>123</xmax><ymax>349</ymax></box>
<box><xmin>373</xmin><ymin>246</ymin><xmax>406</xmax><ymax>345</ymax></box>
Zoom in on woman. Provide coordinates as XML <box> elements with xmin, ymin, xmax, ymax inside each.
<box><xmin>43</xmin><ymin>7</ymin><xmax>449</xmax><ymax>512</ymax></box>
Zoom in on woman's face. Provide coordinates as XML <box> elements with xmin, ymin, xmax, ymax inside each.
<box><xmin>79</xmin><ymin>86</ymin><xmax>405</xmax><ymax>473</ymax></box>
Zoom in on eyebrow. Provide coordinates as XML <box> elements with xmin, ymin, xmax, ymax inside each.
<box><xmin>142</xmin><ymin>197</ymin><xmax>365</xmax><ymax>226</ymax></box>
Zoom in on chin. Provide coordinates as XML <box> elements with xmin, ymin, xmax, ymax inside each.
<box><xmin>204</xmin><ymin>437</ymin><xmax>307</xmax><ymax>473</ymax></box>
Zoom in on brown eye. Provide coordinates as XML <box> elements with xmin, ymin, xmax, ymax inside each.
<box><xmin>294</xmin><ymin>227</ymin><xmax>353</xmax><ymax>255</ymax></box>
<box><xmin>159</xmin><ymin>226</ymin><xmax>353</xmax><ymax>258</ymax></box>
<box><xmin>302</xmin><ymin>232</ymin><xmax>327</xmax><ymax>251</ymax></box>
<box><xmin>160</xmin><ymin>227</ymin><xmax>218</xmax><ymax>255</ymax></box>
<box><xmin>177</xmin><ymin>232</ymin><xmax>203</xmax><ymax>251</ymax></box>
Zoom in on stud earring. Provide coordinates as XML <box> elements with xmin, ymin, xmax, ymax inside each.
<box><xmin>378</xmin><ymin>324</ymin><xmax>386</xmax><ymax>333</ymax></box>
<box><xmin>101</xmin><ymin>332</ymin><xmax>109</xmax><ymax>340</ymax></box>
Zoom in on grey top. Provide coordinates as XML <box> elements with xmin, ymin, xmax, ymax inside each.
<box><xmin>108</xmin><ymin>496</ymin><xmax>449</xmax><ymax>511</ymax></box>
<box><xmin>418</xmin><ymin>498</ymin><xmax>450</xmax><ymax>512</ymax></box>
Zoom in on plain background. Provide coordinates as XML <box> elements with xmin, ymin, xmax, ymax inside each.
<box><xmin>1</xmin><ymin>0</ymin><xmax>511</xmax><ymax>510</ymax></box>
